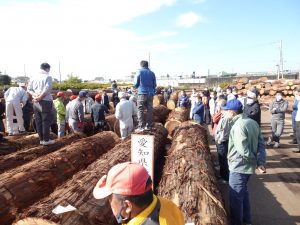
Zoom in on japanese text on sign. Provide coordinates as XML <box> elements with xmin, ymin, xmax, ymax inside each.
<box><xmin>131</xmin><ymin>134</ymin><xmax>154</xmax><ymax>180</ymax></box>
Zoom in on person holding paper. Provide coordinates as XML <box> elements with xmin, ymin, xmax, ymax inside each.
<box><xmin>93</xmin><ymin>162</ymin><xmax>184</xmax><ymax>225</ymax></box>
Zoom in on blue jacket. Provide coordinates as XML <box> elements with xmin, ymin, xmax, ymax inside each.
<box><xmin>134</xmin><ymin>67</ymin><xmax>156</xmax><ymax>96</ymax></box>
<box><xmin>192</xmin><ymin>102</ymin><xmax>204</xmax><ymax>124</ymax></box>
<box><xmin>292</xmin><ymin>99</ymin><xmax>299</xmax><ymax>128</ymax></box>
<box><xmin>178</xmin><ymin>95</ymin><xmax>189</xmax><ymax>108</ymax></box>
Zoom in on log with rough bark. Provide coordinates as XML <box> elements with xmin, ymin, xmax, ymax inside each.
<box><xmin>166</xmin><ymin>99</ymin><xmax>176</xmax><ymax>110</ymax></box>
<box><xmin>158</xmin><ymin>122</ymin><xmax>228</xmax><ymax>225</ymax></box>
<box><xmin>237</xmin><ymin>77</ymin><xmax>249</xmax><ymax>84</ymax></box>
<box><xmin>0</xmin><ymin>133</ymin><xmax>57</xmax><ymax>156</ymax></box>
<box><xmin>164</xmin><ymin>107</ymin><xmax>190</xmax><ymax>136</ymax></box>
<box><xmin>153</xmin><ymin>94</ymin><xmax>164</xmax><ymax>107</ymax></box>
<box><xmin>152</xmin><ymin>105</ymin><xmax>171</xmax><ymax>124</ymax></box>
<box><xmin>0</xmin><ymin>133</ymin><xmax>85</xmax><ymax>174</ymax></box>
<box><xmin>0</xmin><ymin>131</ymin><xmax>120</xmax><ymax>225</ymax></box>
<box><xmin>17</xmin><ymin>124</ymin><xmax>168</xmax><ymax>225</ymax></box>
<box><xmin>13</xmin><ymin>218</ymin><xmax>58</xmax><ymax>225</ymax></box>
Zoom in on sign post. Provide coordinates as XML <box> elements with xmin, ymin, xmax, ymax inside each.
<box><xmin>131</xmin><ymin>134</ymin><xmax>154</xmax><ymax>181</ymax></box>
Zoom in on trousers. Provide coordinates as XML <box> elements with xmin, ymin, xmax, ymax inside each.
<box><xmin>229</xmin><ymin>172</ymin><xmax>252</xmax><ymax>225</ymax></box>
<box><xmin>6</xmin><ymin>101</ymin><xmax>25</xmax><ymax>134</ymax></box>
<box><xmin>271</xmin><ymin>119</ymin><xmax>284</xmax><ymax>142</ymax></box>
<box><xmin>33</xmin><ymin>100</ymin><xmax>53</xmax><ymax>141</ymax></box>
<box><xmin>137</xmin><ymin>95</ymin><xmax>153</xmax><ymax>129</ymax></box>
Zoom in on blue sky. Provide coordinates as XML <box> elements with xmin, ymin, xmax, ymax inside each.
<box><xmin>0</xmin><ymin>0</ymin><xmax>299</xmax><ymax>80</ymax></box>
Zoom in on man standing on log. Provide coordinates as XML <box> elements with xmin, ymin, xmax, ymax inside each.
<box><xmin>266</xmin><ymin>91</ymin><xmax>288</xmax><ymax>148</ymax></box>
<box><xmin>28</xmin><ymin>63</ymin><xmax>55</xmax><ymax>145</ymax></box>
<box><xmin>134</xmin><ymin>60</ymin><xmax>156</xmax><ymax>132</ymax></box>
<box><xmin>115</xmin><ymin>92</ymin><xmax>136</xmax><ymax>140</ymax></box>
<box><xmin>93</xmin><ymin>162</ymin><xmax>184</xmax><ymax>225</ymax></box>
<box><xmin>68</xmin><ymin>91</ymin><xmax>86</xmax><ymax>132</ymax></box>
<box><xmin>91</xmin><ymin>94</ymin><xmax>109</xmax><ymax>134</ymax></box>
<box><xmin>224</xmin><ymin>99</ymin><xmax>266</xmax><ymax>225</ymax></box>
<box><xmin>53</xmin><ymin>91</ymin><xmax>66</xmax><ymax>138</ymax></box>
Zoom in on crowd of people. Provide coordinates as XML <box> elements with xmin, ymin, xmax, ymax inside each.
<box><xmin>1</xmin><ymin>61</ymin><xmax>300</xmax><ymax>225</ymax></box>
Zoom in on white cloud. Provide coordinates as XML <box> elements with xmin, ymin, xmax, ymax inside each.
<box><xmin>176</xmin><ymin>12</ymin><xmax>202</xmax><ymax>28</ymax></box>
<box><xmin>0</xmin><ymin>0</ymin><xmax>187</xmax><ymax>80</ymax></box>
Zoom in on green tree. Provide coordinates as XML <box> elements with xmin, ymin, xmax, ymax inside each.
<box><xmin>64</xmin><ymin>74</ymin><xmax>82</xmax><ymax>84</ymax></box>
<box><xmin>0</xmin><ymin>75</ymin><xmax>11</xmax><ymax>85</ymax></box>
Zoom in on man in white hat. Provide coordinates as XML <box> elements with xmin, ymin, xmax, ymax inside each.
<box><xmin>4</xmin><ymin>83</ymin><xmax>28</xmax><ymax>135</ymax></box>
<box><xmin>115</xmin><ymin>92</ymin><xmax>136</xmax><ymax>140</ymax></box>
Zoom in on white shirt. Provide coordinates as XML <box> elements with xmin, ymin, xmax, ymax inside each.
<box><xmin>4</xmin><ymin>87</ymin><xmax>27</xmax><ymax>104</ymax></box>
<box><xmin>227</xmin><ymin>93</ymin><xmax>236</xmax><ymax>101</ymax></box>
<box><xmin>295</xmin><ymin>101</ymin><xmax>300</xmax><ymax>122</ymax></box>
<box><xmin>115</xmin><ymin>99</ymin><xmax>136</xmax><ymax>129</ymax></box>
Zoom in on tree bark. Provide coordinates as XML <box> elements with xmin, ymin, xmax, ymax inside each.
<box><xmin>17</xmin><ymin>124</ymin><xmax>168</xmax><ymax>225</ymax></box>
<box><xmin>0</xmin><ymin>131</ymin><xmax>120</xmax><ymax>225</ymax></box>
<box><xmin>157</xmin><ymin>122</ymin><xmax>228</xmax><ymax>225</ymax></box>
<box><xmin>0</xmin><ymin>133</ymin><xmax>85</xmax><ymax>174</ymax></box>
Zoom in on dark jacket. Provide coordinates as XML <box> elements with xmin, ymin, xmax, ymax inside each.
<box><xmin>192</xmin><ymin>102</ymin><xmax>204</xmax><ymax>124</ymax></box>
<box><xmin>101</xmin><ymin>94</ymin><xmax>110</xmax><ymax>109</ymax></box>
<box><xmin>22</xmin><ymin>100</ymin><xmax>34</xmax><ymax>121</ymax></box>
<box><xmin>112</xmin><ymin>92</ymin><xmax>120</xmax><ymax>107</ymax></box>
<box><xmin>91</xmin><ymin>102</ymin><xmax>109</xmax><ymax>123</ymax></box>
<box><xmin>0</xmin><ymin>102</ymin><xmax>5</xmax><ymax>120</ymax></box>
<box><xmin>178</xmin><ymin>95</ymin><xmax>189</xmax><ymax>108</ymax></box>
<box><xmin>243</xmin><ymin>101</ymin><xmax>261</xmax><ymax>126</ymax></box>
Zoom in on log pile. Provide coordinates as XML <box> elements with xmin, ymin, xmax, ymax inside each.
<box><xmin>167</xmin><ymin>91</ymin><xmax>179</xmax><ymax>110</ymax></box>
<box><xmin>0</xmin><ymin>133</ymin><xmax>57</xmax><ymax>156</ymax></box>
<box><xmin>158</xmin><ymin>122</ymin><xmax>228</xmax><ymax>225</ymax></box>
<box><xmin>152</xmin><ymin>105</ymin><xmax>171</xmax><ymax>124</ymax></box>
<box><xmin>153</xmin><ymin>94</ymin><xmax>164</xmax><ymax>107</ymax></box>
<box><xmin>0</xmin><ymin>133</ymin><xmax>85</xmax><ymax>174</ymax></box>
<box><xmin>164</xmin><ymin>107</ymin><xmax>190</xmax><ymax>137</ymax></box>
<box><xmin>17</xmin><ymin>124</ymin><xmax>168</xmax><ymax>225</ymax></box>
<box><xmin>0</xmin><ymin>131</ymin><xmax>120</xmax><ymax>225</ymax></box>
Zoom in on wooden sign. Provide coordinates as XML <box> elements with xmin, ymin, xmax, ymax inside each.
<box><xmin>131</xmin><ymin>134</ymin><xmax>154</xmax><ymax>180</ymax></box>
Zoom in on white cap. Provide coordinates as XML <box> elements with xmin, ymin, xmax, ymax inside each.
<box><xmin>118</xmin><ymin>92</ymin><xmax>126</xmax><ymax>99</ymax></box>
<box><xmin>247</xmin><ymin>90</ymin><xmax>256</xmax><ymax>98</ymax></box>
<box><xmin>19</xmin><ymin>83</ymin><xmax>26</xmax><ymax>87</ymax></box>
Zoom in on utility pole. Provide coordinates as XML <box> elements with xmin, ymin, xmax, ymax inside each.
<box><xmin>148</xmin><ymin>52</ymin><xmax>151</xmax><ymax>68</ymax></box>
<box><xmin>24</xmin><ymin>64</ymin><xmax>26</xmax><ymax>77</ymax></box>
<box><xmin>279</xmin><ymin>40</ymin><xmax>283</xmax><ymax>79</ymax></box>
<box><xmin>59</xmin><ymin>61</ymin><xmax>62</xmax><ymax>91</ymax></box>
<box><xmin>276</xmin><ymin>64</ymin><xmax>280</xmax><ymax>80</ymax></box>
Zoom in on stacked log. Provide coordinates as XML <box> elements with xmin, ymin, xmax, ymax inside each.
<box><xmin>17</xmin><ymin>124</ymin><xmax>168</xmax><ymax>225</ymax></box>
<box><xmin>158</xmin><ymin>122</ymin><xmax>228</xmax><ymax>225</ymax></box>
<box><xmin>0</xmin><ymin>133</ymin><xmax>85</xmax><ymax>174</ymax></box>
<box><xmin>152</xmin><ymin>105</ymin><xmax>171</xmax><ymax>124</ymax></box>
<box><xmin>164</xmin><ymin>107</ymin><xmax>189</xmax><ymax>137</ymax></box>
<box><xmin>153</xmin><ymin>94</ymin><xmax>164</xmax><ymax>107</ymax></box>
<box><xmin>0</xmin><ymin>131</ymin><xmax>120</xmax><ymax>225</ymax></box>
<box><xmin>167</xmin><ymin>91</ymin><xmax>179</xmax><ymax>110</ymax></box>
<box><xmin>0</xmin><ymin>133</ymin><xmax>57</xmax><ymax>156</ymax></box>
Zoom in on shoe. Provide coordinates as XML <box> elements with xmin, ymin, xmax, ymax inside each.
<box><xmin>40</xmin><ymin>141</ymin><xmax>44</xmax><ymax>145</ymax></box>
<box><xmin>19</xmin><ymin>130</ymin><xmax>27</xmax><ymax>134</ymax></box>
<box><xmin>273</xmin><ymin>142</ymin><xmax>280</xmax><ymax>148</ymax></box>
<box><xmin>43</xmin><ymin>140</ymin><xmax>55</xmax><ymax>145</ymax></box>
<box><xmin>135</xmin><ymin>128</ymin><xmax>144</xmax><ymax>132</ymax></box>
<box><xmin>293</xmin><ymin>150</ymin><xmax>300</xmax><ymax>153</ymax></box>
<box><xmin>8</xmin><ymin>133</ymin><xmax>13</xmax><ymax>136</ymax></box>
<box><xmin>266</xmin><ymin>137</ymin><xmax>272</xmax><ymax>146</ymax></box>
<box><xmin>289</xmin><ymin>140</ymin><xmax>297</xmax><ymax>144</ymax></box>
<box><xmin>144</xmin><ymin>126</ymin><xmax>152</xmax><ymax>131</ymax></box>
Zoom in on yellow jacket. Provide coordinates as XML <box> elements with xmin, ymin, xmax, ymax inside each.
<box><xmin>123</xmin><ymin>195</ymin><xmax>184</xmax><ymax>225</ymax></box>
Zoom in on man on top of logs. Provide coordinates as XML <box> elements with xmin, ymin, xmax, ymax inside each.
<box><xmin>266</xmin><ymin>91</ymin><xmax>288</xmax><ymax>148</ymax></box>
<box><xmin>224</xmin><ymin>99</ymin><xmax>266</xmax><ymax>225</ymax></box>
<box><xmin>91</xmin><ymin>94</ymin><xmax>109</xmax><ymax>134</ymax></box>
<box><xmin>134</xmin><ymin>60</ymin><xmax>156</xmax><ymax>132</ymax></box>
<box><xmin>28</xmin><ymin>63</ymin><xmax>55</xmax><ymax>145</ymax></box>
<box><xmin>93</xmin><ymin>162</ymin><xmax>184</xmax><ymax>225</ymax></box>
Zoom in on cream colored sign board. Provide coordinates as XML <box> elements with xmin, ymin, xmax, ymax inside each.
<box><xmin>131</xmin><ymin>134</ymin><xmax>154</xmax><ymax>180</ymax></box>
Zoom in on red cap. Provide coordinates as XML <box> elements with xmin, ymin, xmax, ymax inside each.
<box><xmin>57</xmin><ymin>91</ymin><xmax>65</xmax><ymax>97</ymax></box>
<box><xmin>70</xmin><ymin>95</ymin><xmax>77</xmax><ymax>100</ymax></box>
<box><xmin>95</xmin><ymin>94</ymin><xmax>102</xmax><ymax>100</ymax></box>
<box><xmin>93</xmin><ymin>162</ymin><xmax>152</xmax><ymax>199</ymax></box>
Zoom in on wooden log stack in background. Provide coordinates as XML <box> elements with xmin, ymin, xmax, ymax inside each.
<box><xmin>17</xmin><ymin>124</ymin><xmax>168</xmax><ymax>225</ymax></box>
<box><xmin>0</xmin><ymin>131</ymin><xmax>120</xmax><ymax>225</ymax></box>
<box><xmin>158</xmin><ymin>122</ymin><xmax>228</xmax><ymax>225</ymax></box>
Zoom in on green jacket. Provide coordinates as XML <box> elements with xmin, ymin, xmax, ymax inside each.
<box><xmin>53</xmin><ymin>98</ymin><xmax>66</xmax><ymax>122</ymax></box>
<box><xmin>228</xmin><ymin>114</ymin><xmax>266</xmax><ymax>174</ymax></box>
